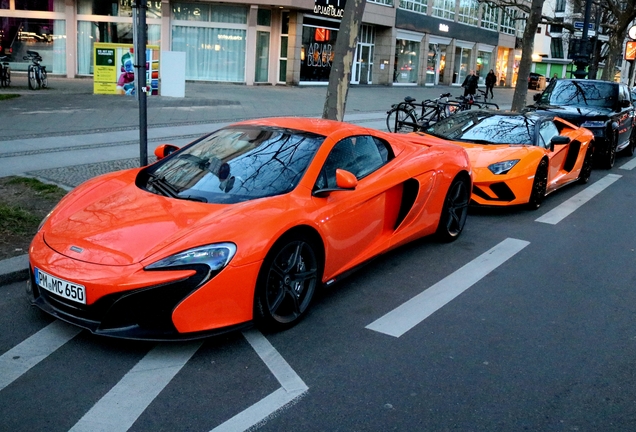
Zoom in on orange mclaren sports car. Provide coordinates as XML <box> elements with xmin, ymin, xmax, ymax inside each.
<box><xmin>28</xmin><ymin>117</ymin><xmax>472</xmax><ymax>340</ymax></box>
<box><xmin>417</xmin><ymin>110</ymin><xmax>595</xmax><ymax>209</ymax></box>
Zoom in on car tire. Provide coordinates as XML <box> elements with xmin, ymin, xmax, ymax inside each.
<box><xmin>578</xmin><ymin>145</ymin><xmax>593</xmax><ymax>184</ymax></box>
<box><xmin>602</xmin><ymin>133</ymin><xmax>617</xmax><ymax>169</ymax></box>
<box><xmin>528</xmin><ymin>159</ymin><xmax>548</xmax><ymax>210</ymax></box>
<box><xmin>435</xmin><ymin>174</ymin><xmax>470</xmax><ymax>242</ymax></box>
<box><xmin>623</xmin><ymin>132</ymin><xmax>636</xmax><ymax>157</ymax></box>
<box><xmin>255</xmin><ymin>233</ymin><xmax>322</xmax><ymax>331</ymax></box>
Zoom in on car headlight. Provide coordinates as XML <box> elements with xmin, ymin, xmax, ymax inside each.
<box><xmin>580</xmin><ymin>120</ymin><xmax>606</xmax><ymax>128</ymax></box>
<box><xmin>146</xmin><ymin>243</ymin><xmax>237</xmax><ymax>271</ymax></box>
<box><xmin>488</xmin><ymin>160</ymin><xmax>519</xmax><ymax>175</ymax></box>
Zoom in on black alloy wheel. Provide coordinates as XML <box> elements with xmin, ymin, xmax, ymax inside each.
<box><xmin>436</xmin><ymin>175</ymin><xmax>470</xmax><ymax>242</ymax></box>
<box><xmin>255</xmin><ymin>233</ymin><xmax>321</xmax><ymax>330</ymax></box>
<box><xmin>578</xmin><ymin>146</ymin><xmax>593</xmax><ymax>184</ymax></box>
<box><xmin>386</xmin><ymin>107</ymin><xmax>417</xmax><ymax>133</ymax></box>
<box><xmin>624</xmin><ymin>132</ymin><xmax>636</xmax><ymax>157</ymax></box>
<box><xmin>528</xmin><ymin>159</ymin><xmax>549</xmax><ymax>210</ymax></box>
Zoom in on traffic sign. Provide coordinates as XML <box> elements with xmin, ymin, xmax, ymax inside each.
<box><xmin>573</xmin><ymin>21</ymin><xmax>594</xmax><ymax>30</ymax></box>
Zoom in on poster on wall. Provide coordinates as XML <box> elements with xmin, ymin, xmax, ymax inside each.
<box><xmin>93</xmin><ymin>42</ymin><xmax>160</xmax><ymax>96</ymax></box>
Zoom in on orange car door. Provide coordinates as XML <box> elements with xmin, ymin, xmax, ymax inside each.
<box><xmin>312</xmin><ymin>136</ymin><xmax>402</xmax><ymax>279</ymax></box>
<box><xmin>540</xmin><ymin>120</ymin><xmax>577</xmax><ymax>190</ymax></box>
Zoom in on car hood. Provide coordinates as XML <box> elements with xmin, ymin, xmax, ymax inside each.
<box><xmin>533</xmin><ymin>104</ymin><xmax>614</xmax><ymax>122</ymax></box>
<box><xmin>43</xmin><ymin>171</ymin><xmax>245</xmax><ymax>266</ymax></box>
<box><xmin>453</xmin><ymin>142</ymin><xmax>536</xmax><ymax>168</ymax></box>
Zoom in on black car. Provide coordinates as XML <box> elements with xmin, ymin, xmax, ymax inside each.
<box><xmin>530</xmin><ymin>79</ymin><xmax>635</xmax><ymax>168</ymax></box>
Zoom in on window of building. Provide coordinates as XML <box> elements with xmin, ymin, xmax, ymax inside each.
<box><xmin>516</xmin><ymin>12</ymin><xmax>527</xmax><ymax>38</ymax></box>
<box><xmin>300</xmin><ymin>23</ymin><xmax>338</xmax><ymax>82</ymax></box>
<box><xmin>481</xmin><ymin>3</ymin><xmax>499</xmax><ymax>31</ymax></box>
<box><xmin>255</xmin><ymin>9</ymin><xmax>271</xmax><ymax>83</ymax></box>
<box><xmin>369</xmin><ymin>0</ymin><xmax>394</xmax><ymax>5</ymax></box>
<box><xmin>394</xmin><ymin>38</ymin><xmax>420</xmax><ymax>84</ymax></box>
<box><xmin>555</xmin><ymin>0</ymin><xmax>566</xmax><ymax>13</ymax></box>
<box><xmin>257</xmin><ymin>9</ymin><xmax>271</xmax><ymax>26</ymax></box>
<box><xmin>278</xmin><ymin>11</ymin><xmax>288</xmax><ymax>83</ymax></box>
<box><xmin>550</xmin><ymin>38</ymin><xmax>564</xmax><ymax>58</ymax></box>
<box><xmin>550</xmin><ymin>17</ymin><xmax>563</xmax><ymax>33</ymax></box>
<box><xmin>432</xmin><ymin>0</ymin><xmax>455</xmax><ymax>21</ymax></box>
<box><xmin>499</xmin><ymin>8</ymin><xmax>516</xmax><ymax>35</ymax></box>
<box><xmin>15</xmin><ymin>0</ymin><xmax>64</xmax><ymax>11</ymax></box>
<box><xmin>1</xmin><ymin>0</ymin><xmax>9</xmax><ymax>9</ymax></box>
<box><xmin>458</xmin><ymin>0</ymin><xmax>479</xmax><ymax>26</ymax></box>
<box><xmin>78</xmin><ymin>0</ymin><xmax>162</xmax><ymax>18</ymax></box>
<box><xmin>399</xmin><ymin>0</ymin><xmax>427</xmax><ymax>15</ymax></box>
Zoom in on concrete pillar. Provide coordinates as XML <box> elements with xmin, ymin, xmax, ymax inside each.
<box><xmin>65</xmin><ymin>0</ymin><xmax>76</xmax><ymax>78</ymax></box>
<box><xmin>161</xmin><ymin>0</ymin><xmax>171</xmax><ymax>53</ymax></box>
<box><xmin>286</xmin><ymin>11</ymin><xmax>303</xmax><ymax>85</ymax></box>
<box><xmin>245</xmin><ymin>5</ymin><xmax>258</xmax><ymax>85</ymax></box>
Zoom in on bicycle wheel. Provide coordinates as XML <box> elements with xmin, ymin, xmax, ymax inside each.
<box><xmin>28</xmin><ymin>65</ymin><xmax>38</xmax><ymax>90</ymax></box>
<box><xmin>4</xmin><ymin>67</ymin><xmax>9</xmax><ymax>87</ymax></box>
<box><xmin>0</xmin><ymin>67</ymin><xmax>6</xmax><ymax>87</ymax></box>
<box><xmin>40</xmin><ymin>68</ymin><xmax>48</xmax><ymax>88</ymax></box>
<box><xmin>386</xmin><ymin>107</ymin><xmax>418</xmax><ymax>133</ymax></box>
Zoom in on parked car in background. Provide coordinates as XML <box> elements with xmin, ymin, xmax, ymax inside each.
<box><xmin>418</xmin><ymin>110</ymin><xmax>594</xmax><ymax>209</ymax></box>
<box><xmin>528</xmin><ymin>73</ymin><xmax>544</xmax><ymax>90</ymax></box>
<box><xmin>530</xmin><ymin>79</ymin><xmax>635</xmax><ymax>169</ymax></box>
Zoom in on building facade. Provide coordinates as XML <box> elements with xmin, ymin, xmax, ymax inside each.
<box><xmin>1</xmin><ymin>0</ymin><xmax>543</xmax><ymax>88</ymax></box>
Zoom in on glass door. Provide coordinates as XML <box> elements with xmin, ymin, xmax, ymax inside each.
<box><xmin>353</xmin><ymin>43</ymin><xmax>373</xmax><ymax>84</ymax></box>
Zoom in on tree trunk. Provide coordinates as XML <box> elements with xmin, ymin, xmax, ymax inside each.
<box><xmin>510</xmin><ymin>0</ymin><xmax>545</xmax><ymax>112</ymax></box>
<box><xmin>601</xmin><ymin>28</ymin><xmax>628</xmax><ymax>81</ymax></box>
<box><xmin>322</xmin><ymin>0</ymin><xmax>366</xmax><ymax>121</ymax></box>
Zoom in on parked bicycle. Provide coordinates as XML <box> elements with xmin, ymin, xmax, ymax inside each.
<box><xmin>0</xmin><ymin>55</ymin><xmax>10</xmax><ymax>88</ymax></box>
<box><xmin>23</xmin><ymin>50</ymin><xmax>47</xmax><ymax>90</ymax></box>
<box><xmin>386</xmin><ymin>92</ymin><xmax>454</xmax><ymax>133</ymax></box>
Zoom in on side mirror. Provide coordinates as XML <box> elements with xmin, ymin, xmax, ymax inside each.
<box><xmin>549</xmin><ymin>135</ymin><xmax>570</xmax><ymax>151</ymax></box>
<box><xmin>335</xmin><ymin>169</ymin><xmax>358</xmax><ymax>190</ymax></box>
<box><xmin>154</xmin><ymin>144</ymin><xmax>180</xmax><ymax>160</ymax></box>
<box><xmin>619</xmin><ymin>99</ymin><xmax>631</xmax><ymax>108</ymax></box>
<box><xmin>533</xmin><ymin>94</ymin><xmax>541</xmax><ymax>102</ymax></box>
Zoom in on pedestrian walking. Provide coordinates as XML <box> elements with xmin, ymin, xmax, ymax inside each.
<box><xmin>461</xmin><ymin>70</ymin><xmax>479</xmax><ymax>97</ymax></box>
<box><xmin>485</xmin><ymin>69</ymin><xmax>496</xmax><ymax>99</ymax></box>
<box><xmin>550</xmin><ymin>73</ymin><xmax>558</xmax><ymax>84</ymax></box>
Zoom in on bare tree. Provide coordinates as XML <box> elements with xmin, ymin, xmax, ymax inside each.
<box><xmin>322</xmin><ymin>0</ymin><xmax>366</xmax><ymax>121</ymax></box>
<box><xmin>597</xmin><ymin>0</ymin><xmax>636</xmax><ymax>81</ymax></box>
<box><xmin>482</xmin><ymin>0</ymin><xmax>546</xmax><ymax>111</ymax></box>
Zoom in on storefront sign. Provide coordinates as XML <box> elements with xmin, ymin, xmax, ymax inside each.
<box><xmin>439</xmin><ymin>24</ymin><xmax>449</xmax><ymax>33</ymax></box>
<box><xmin>313</xmin><ymin>0</ymin><xmax>346</xmax><ymax>19</ymax></box>
<box><xmin>93</xmin><ymin>42</ymin><xmax>160</xmax><ymax>96</ymax></box>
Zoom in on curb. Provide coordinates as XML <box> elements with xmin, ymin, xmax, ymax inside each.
<box><xmin>0</xmin><ymin>254</ymin><xmax>29</xmax><ymax>286</ymax></box>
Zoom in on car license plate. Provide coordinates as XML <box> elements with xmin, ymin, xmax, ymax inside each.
<box><xmin>34</xmin><ymin>268</ymin><xmax>86</xmax><ymax>305</ymax></box>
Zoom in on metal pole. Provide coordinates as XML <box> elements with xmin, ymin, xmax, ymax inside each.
<box><xmin>134</xmin><ymin>0</ymin><xmax>148</xmax><ymax>167</ymax></box>
<box><xmin>572</xmin><ymin>0</ymin><xmax>593</xmax><ymax>79</ymax></box>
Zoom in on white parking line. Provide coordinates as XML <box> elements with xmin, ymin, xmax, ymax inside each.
<box><xmin>366</xmin><ymin>238</ymin><xmax>530</xmax><ymax>338</ymax></box>
<box><xmin>212</xmin><ymin>330</ymin><xmax>309</xmax><ymax>432</ymax></box>
<box><xmin>0</xmin><ymin>320</ymin><xmax>81</xmax><ymax>391</ymax></box>
<box><xmin>69</xmin><ymin>342</ymin><xmax>202</xmax><ymax>432</ymax></box>
<box><xmin>619</xmin><ymin>158</ymin><xmax>636</xmax><ymax>170</ymax></box>
<box><xmin>535</xmin><ymin>174</ymin><xmax>621</xmax><ymax>225</ymax></box>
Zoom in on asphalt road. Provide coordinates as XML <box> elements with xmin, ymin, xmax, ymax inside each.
<box><xmin>2</xmin><ymin>156</ymin><xmax>636</xmax><ymax>431</ymax></box>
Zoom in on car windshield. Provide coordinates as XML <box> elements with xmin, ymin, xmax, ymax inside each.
<box><xmin>539</xmin><ymin>80</ymin><xmax>617</xmax><ymax>108</ymax></box>
<box><xmin>144</xmin><ymin>125</ymin><xmax>325</xmax><ymax>204</ymax></box>
<box><xmin>425</xmin><ymin>112</ymin><xmax>536</xmax><ymax>145</ymax></box>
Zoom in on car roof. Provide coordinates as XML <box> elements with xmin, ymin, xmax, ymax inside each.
<box><xmin>233</xmin><ymin>117</ymin><xmax>366</xmax><ymax>137</ymax></box>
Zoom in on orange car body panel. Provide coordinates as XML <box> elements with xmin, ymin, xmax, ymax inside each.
<box><xmin>418</xmin><ymin>117</ymin><xmax>594</xmax><ymax>206</ymax></box>
<box><xmin>29</xmin><ymin>117</ymin><xmax>471</xmax><ymax>336</ymax></box>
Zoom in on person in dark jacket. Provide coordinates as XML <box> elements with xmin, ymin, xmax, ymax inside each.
<box><xmin>461</xmin><ymin>70</ymin><xmax>478</xmax><ymax>97</ymax></box>
<box><xmin>485</xmin><ymin>69</ymin><xmax>496</xmax><ymax>99</ymax></box>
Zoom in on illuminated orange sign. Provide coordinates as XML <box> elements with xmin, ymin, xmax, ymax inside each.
<box><xmin>314</xmin><ymin>28</ymin><xmax>331</xmax><ymax>42</ymax></box>
<box><xmin>626</xmin><ymin>41</ymin><xmax>636</xmax><ymax>61</ymax></box>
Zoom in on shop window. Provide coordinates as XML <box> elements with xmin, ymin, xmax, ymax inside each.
<box><xmin>300</xmin><ymin>24</ymin><xmax>337</xmax><ymax>82</ymax></box>
<box><xmin>394</xmin><ymin>39</ymin><xmax>419</xmax><ymax>84</ymax></box>
<box><xmin>77</xmin><ymin>21</ymin><xmax>160</xmax><ymax>75</ymax></box>
<box><xmin>255</xmin><ymin>31</ymin><xmax>269</xmax><ymax>82</ymax></box>
<box><xmin>0</xmin><ymin>0</ymin><xmax>8</xmax><ymax>9</ymax></box>
<box><xmin>78</xmin><ymin>0</ymin><xmax>161</xmax><ymax>18</ymax></box>
<box><xmin>172</xmin><ymin>3</ymin><xmax>247</xmax><ymax>24</ymax></box>
<box><xmin>2</xmin><ymin>18</ymin><xmax>66</xmax><ymax>74</ymax></box>
<box><xmin>15</xmin><ymin>0</ymin><xmax>64</xmax><ymax>11</ymax></box>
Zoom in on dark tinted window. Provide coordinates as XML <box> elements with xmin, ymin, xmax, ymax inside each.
<box><xmin>425</xmin><ymin>112</ymin><xmax>537</xmax><ymax>145</ymax></box>
<box><xmin>539</xmin><ymin>80</ymin><xmax>617</xmax><ymax>108</ymax></box>
<box><xmin>316</xmin><ymin>136</ymin><xmax>392</xmax><ymax>189</ymax></box>
<box><xmin>146</xmin><ymin>126</ymin><xmax>324</xmax><ymax>204</ymax></box>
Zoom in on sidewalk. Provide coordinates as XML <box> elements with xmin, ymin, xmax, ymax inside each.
<box><xmin>0</xmin><ymin>75</ymin><xmax>537</xmax><ymax>285</ymax></box>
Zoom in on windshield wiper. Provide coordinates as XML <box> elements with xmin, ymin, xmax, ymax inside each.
<box><xmin>147</xmin><ymin>172</ymin><xmax>180</xmax><ymax>198</ymax></box>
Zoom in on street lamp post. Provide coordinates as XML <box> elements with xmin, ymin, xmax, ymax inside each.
<box><xmin>572</xmin><ymin>0</ymin><xmax>593</xmax><ymax>79</ymax></box>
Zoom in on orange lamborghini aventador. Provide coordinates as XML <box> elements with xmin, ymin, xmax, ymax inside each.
<box><xmin>418</xmin><ymin>111</ymin><xmax>595</xmax><ymax>209</ymax></box>
<box><xmin>28</xmin><ymin>117</ymin><xmax>472</xmax><ymax>340</ymax></box>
